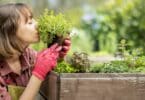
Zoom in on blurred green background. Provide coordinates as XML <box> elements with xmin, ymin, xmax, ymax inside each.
<box><xmin>1</xmin><ymin>0</ymin><xmax>145</xmax><ymax>57</ymax></box>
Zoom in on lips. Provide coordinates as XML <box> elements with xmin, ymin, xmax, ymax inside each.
<box><xmin>35</xmin><ymin>32</ymin><xmax>40</xmax><ymax>38</ymax></box>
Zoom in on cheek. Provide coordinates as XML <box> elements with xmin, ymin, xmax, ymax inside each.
<box><xmin>16</xmin><ymin>27</ymin><xmax>29</xmax><ymax>41</ymax></box>
<box><xmin>17</xmin><ymin>24</ymin><xmax>38</xmax><ymax>41</ymax></box>
<box><xmin>25</xmin><ymin>25</ymin><xmax>37</xmax><ymax>34</ymax></box>
<box><xmin>18</xmin><ymin>26</ymin><xmax>33</xmax><ymax>36</ymax></box>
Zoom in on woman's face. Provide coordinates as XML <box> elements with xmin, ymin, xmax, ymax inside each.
<box><xmin>16</xmin><ymin>9</ymin><xmax>40</xmax><ymax>46</ymax></box>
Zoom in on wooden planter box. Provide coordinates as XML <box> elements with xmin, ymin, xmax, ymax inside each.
<box><xmin>40</xmin><ymin>72</ymin><xmax>145</xmax><ymax>100</ymax></box>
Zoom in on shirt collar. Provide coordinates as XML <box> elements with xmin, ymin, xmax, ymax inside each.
<box><xmin>0</xmin><ymin>51</ymin><xmax>30</xmax><ymax>76</ymax></box>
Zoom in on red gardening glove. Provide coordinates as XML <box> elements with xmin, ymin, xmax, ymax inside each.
<box><xmin>59</xmin><ymin>37</ymin><xmax>71</xmax><ymax>58</ymax></box>
<box><xmin>32</xmin><ymin>43</ymin><xmax>62</xmax><ymax>81</ymax></box>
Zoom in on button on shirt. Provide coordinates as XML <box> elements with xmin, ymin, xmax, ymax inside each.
<box><xmin>0</xmin><ymin>48</ymin><xmax>37</xmax><ymax>100</ymax></box>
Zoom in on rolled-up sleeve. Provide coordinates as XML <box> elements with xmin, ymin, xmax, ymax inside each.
<box><xmin>0</xmin><ymin>77</ymin><xmax>11</xmax><ymax>100</ymax></box>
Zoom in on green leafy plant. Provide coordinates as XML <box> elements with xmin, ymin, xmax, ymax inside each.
<box><xmin>88</xmin><ymin>40</ymin><xmax>145</xmax><ymax>73</ymax></box>
<box><xmin>101</xmin><ymin>61</ymin><xmax>129</xmax><ymax>73</ymax></box>
<box><xmin>69</xmin><ymin>52</ymin><xmax>90</xmax><ymax>73</ymax></box>
<box><xmin>130</xmin><ymin>66</ymin><xmax>145</xmax><ymax>73</ymax></box>
<box><xmin>54</xmin><ymin>61</ymin><xmax>76</xmax><ymax>73</ymax></box>
<box><xmin>38</xmin><ymin>9</ymin><xmax>72</xmax><ymax>47</ymax></box>
<box><xmin>89</xmin><ymin>63</ymin><xmax>103</xmax><ymax>73</ymax></box>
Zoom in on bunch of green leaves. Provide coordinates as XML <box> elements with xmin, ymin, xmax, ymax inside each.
<box><xmin>89</xmin><ymin>42</ymin><xmax>145</xmax><ymax>73</ymax></box>
<box><xmin>124</xmin><ymin>48</ymin><xmax>144</xmax><ymax>68</ymax></box>
<box><xmin>101</xmin><ymin>61</ymin><xmax>129</xmax><ymax>73</ymax></box>
<box><xmin>89</xmin><ymin>63</ymin><xmax>104</xmax><ymax>73</ymax></box>
<box><xmin>89</xmin><ymin>39</ymin><xmax>145</xmax><ymax>73</ymax></box>
<box><xmin>130</xmin><ymin>66</ymin><xmax>145</xmax><ymax>73</ymax></box>
<box><xmin>129</xmin><ymin>57</ymin><xmax>145</xmax><ymax>73</ymax></box>
<box><xmin>37</xmin><ymin>9</ymin><xmax>72</xmax><ymax>45</ymax></box>
<box><xmin>116</xmin><ymin>40</ymin><xmax>145</xmax><ymax>69</ymax></box>
<box><xmin>54</xmin><ymin>61</ymin><xmax>76</xmax><ymax>73</ymax></box>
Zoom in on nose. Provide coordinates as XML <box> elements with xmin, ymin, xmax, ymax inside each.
<box><xmin>33</xmin><ymin>19</ymin><xmax>38</xmax><ymax>29</ymax></box>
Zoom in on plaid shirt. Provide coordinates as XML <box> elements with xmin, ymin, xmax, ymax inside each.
<box><xmin>0</xmin><ymin>48</ymin><xmax>37</xmax><ymax>100</ymax></box>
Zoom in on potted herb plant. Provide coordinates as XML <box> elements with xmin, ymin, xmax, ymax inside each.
<box><xmin>37</xmin><ymin>9</ymin><xmax>71</xmax><ymax>47</ymax></box>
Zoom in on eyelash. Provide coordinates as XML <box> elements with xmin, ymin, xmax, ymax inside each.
<box><xmin>28</xmin><ymin>22</ymin><xmax>32</xmax><ymax>24</ymax></box>
<box><xmin>28</xmin><ymin>21</ymin><xmax>32</xmax><ymax>24</ymax></box>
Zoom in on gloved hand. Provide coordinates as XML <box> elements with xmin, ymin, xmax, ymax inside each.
<box><xmin>59</xmin><ymin>37</ymin><xmax>71</xmax><ymax>58</ymax></box>
<box><xmin>32</xmin><ymin>43</ymin><xmax>62</xmax><ymax>81</ymax></box>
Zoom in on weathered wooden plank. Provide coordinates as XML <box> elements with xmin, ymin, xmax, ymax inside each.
<box><xmin>40</xmin><ymin>72</ymin><xmax>60</xmax><ymax>100</ymax></box>
<box><xmin>40</xmin><ymin>72</ymin><xmax>145</xmax><ymax>100</ymax></box>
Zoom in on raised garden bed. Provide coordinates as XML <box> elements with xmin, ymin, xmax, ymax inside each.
<box><xmin>40</xmin><ymin>71</ymin><xmax>145</xmax><ymax>100</ymax></box>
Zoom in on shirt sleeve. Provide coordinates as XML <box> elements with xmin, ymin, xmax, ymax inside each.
<box><xmin>0</xmin><ymin>76</ymin><xmax>11</xmax><ymax>100</ymax></box>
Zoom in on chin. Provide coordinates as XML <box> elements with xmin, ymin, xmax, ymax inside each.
<box><xmin>29</xmin><ymin>39</ymin><xmax>39</xmax><ymax>43</ymax></box>
<box><xmin>34</xmin><ymin>36</ymin><xmax>40</xmax><ymax>41</ymax></box>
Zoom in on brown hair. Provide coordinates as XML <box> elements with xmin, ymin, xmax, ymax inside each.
<box><xmin>0</xmin><ymin>3</ymin><xmax>32</xmax><ymax>59</ymax></box>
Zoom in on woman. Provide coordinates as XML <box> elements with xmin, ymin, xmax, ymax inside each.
<box><xmin>0</xmin><ymin>3</ymin><xmax>71</xmax><ymax>100</ymax></box>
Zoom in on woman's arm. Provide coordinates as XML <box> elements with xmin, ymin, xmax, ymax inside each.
<box><xmin>20</xmin><ymin>44</ymin><xmax>62</xmax><ymax>100</ymax></box>
<box><xmin>19</xmin><ymin>75</ymin><xmax>42</xmax><ymax>100</ymax></box>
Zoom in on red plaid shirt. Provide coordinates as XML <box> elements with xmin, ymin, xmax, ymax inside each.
<box><xmin>0</xmin><ymin>48</ymin><xmax>37</xmax><ymax>100</ymax></box>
